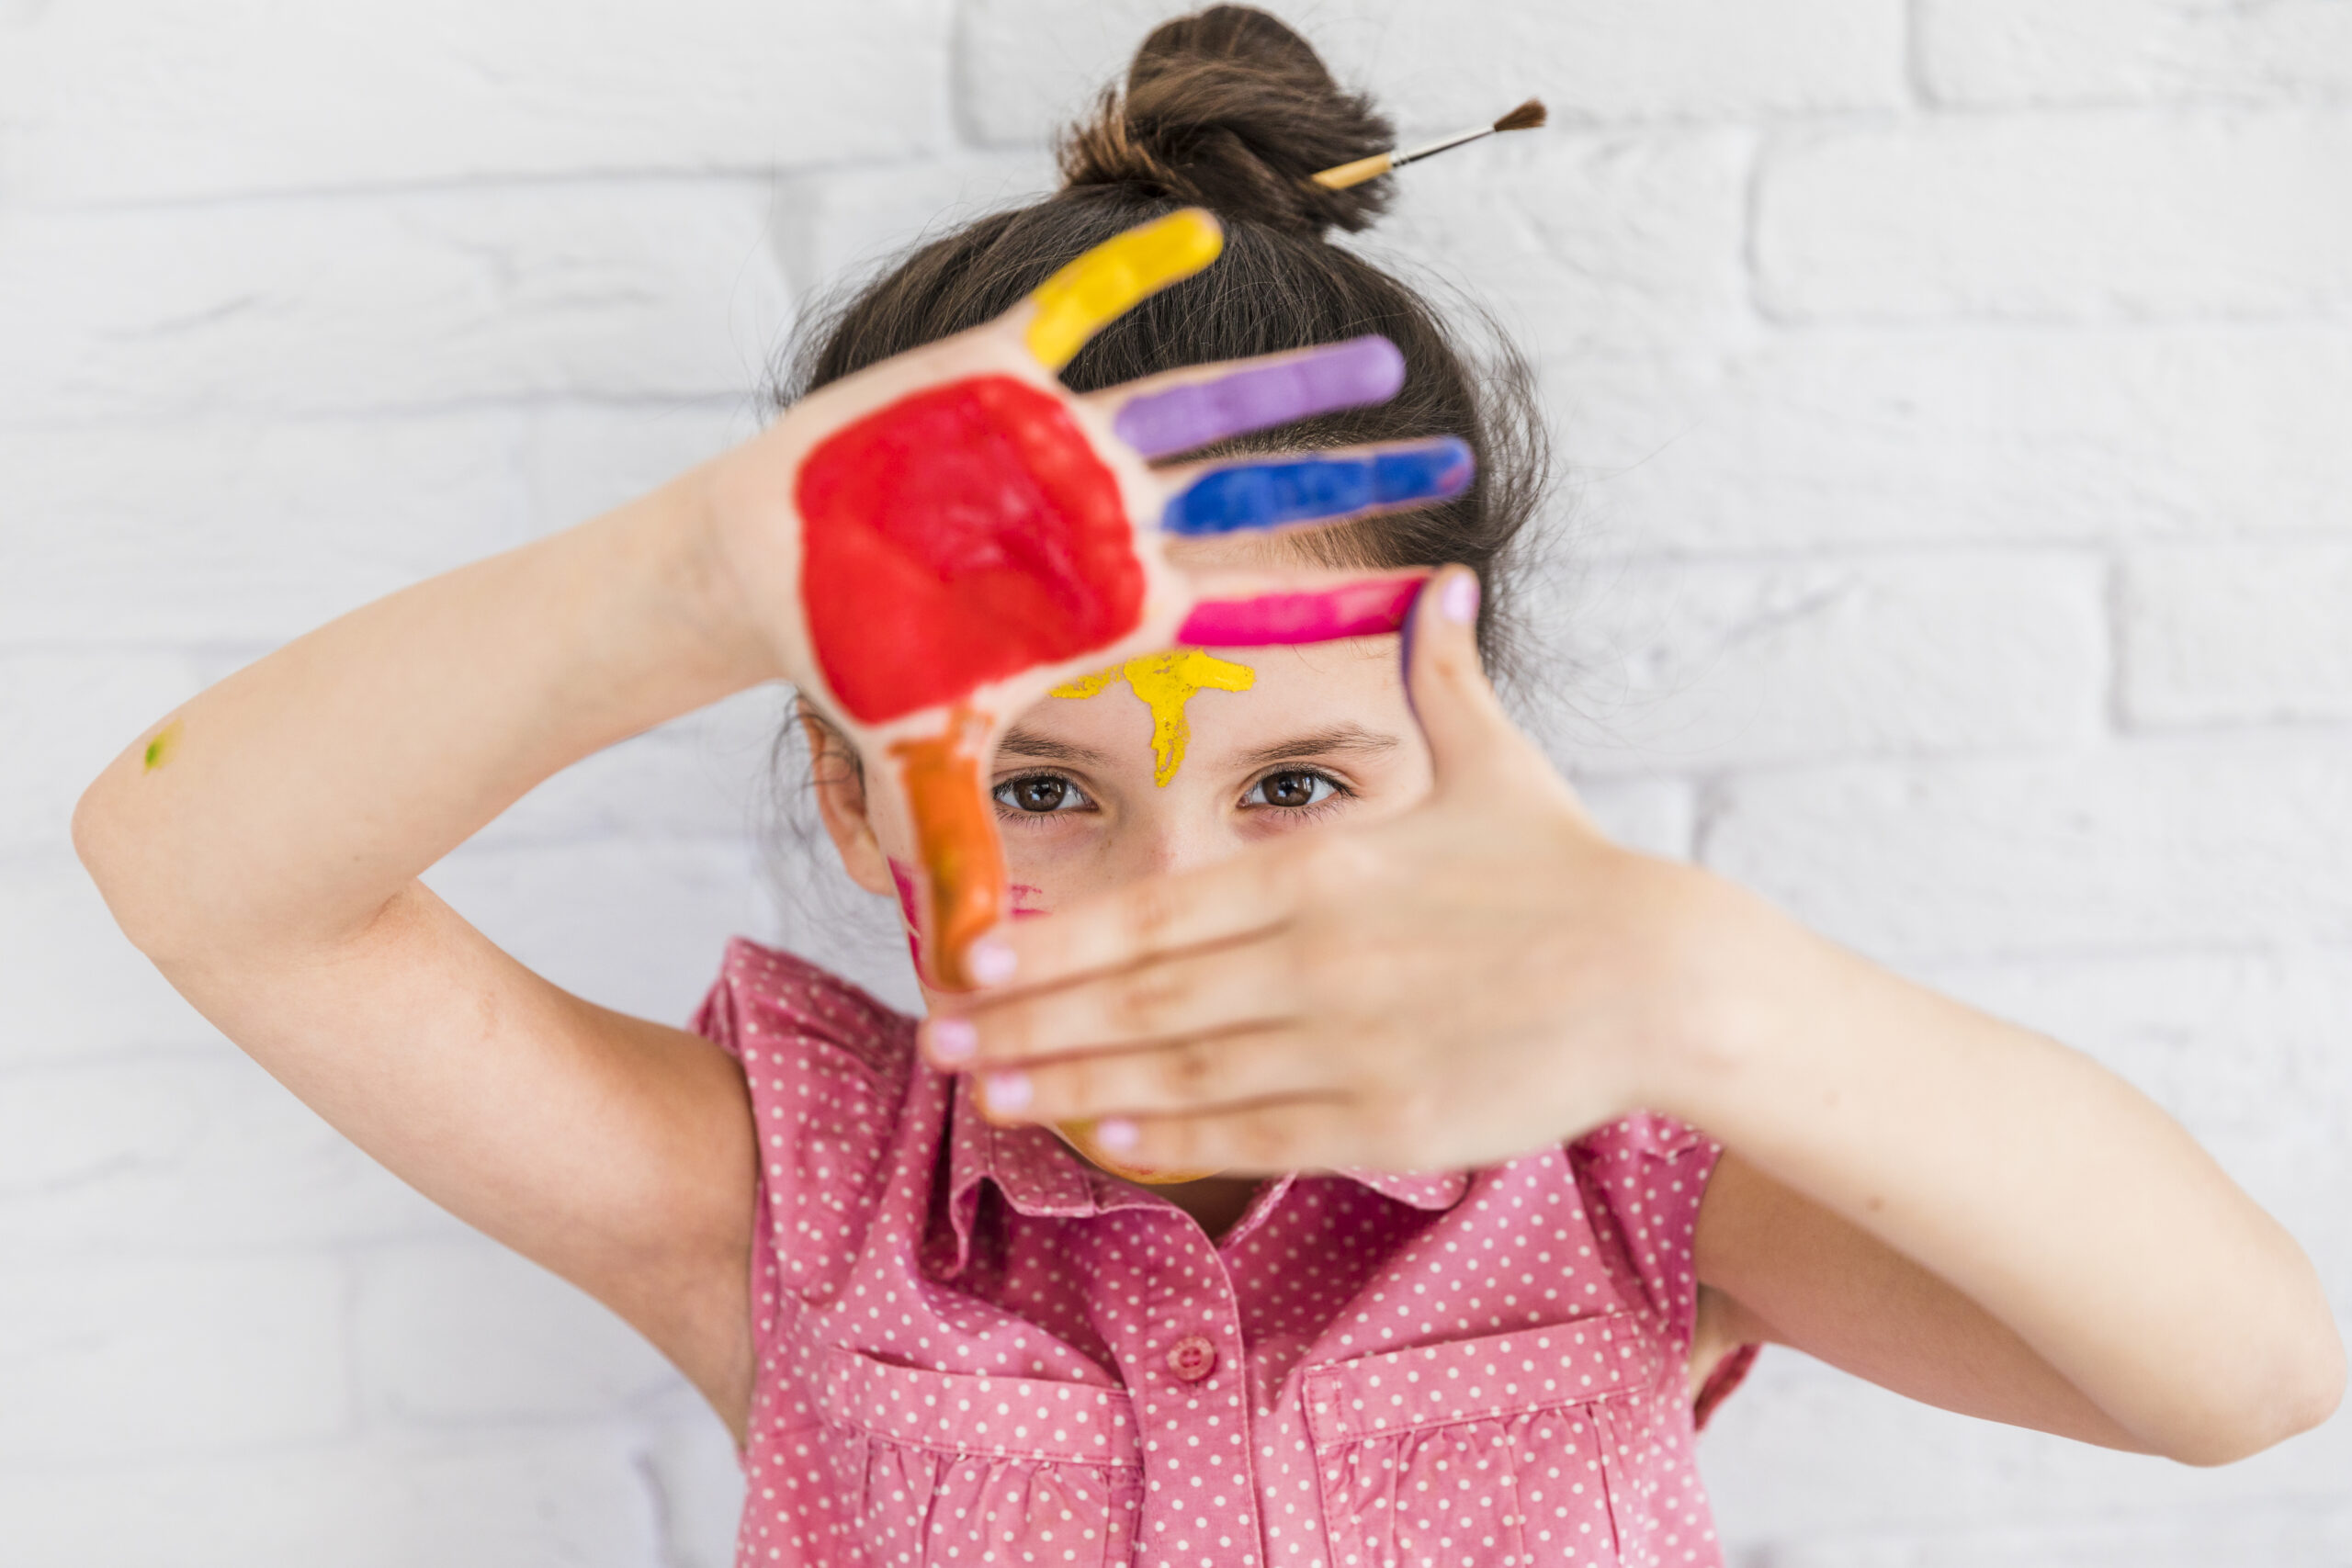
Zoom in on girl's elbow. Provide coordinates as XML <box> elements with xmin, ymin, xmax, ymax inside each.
<box><xmin>73</xmin><ymin>783</ymin><xmax>169</xmax><ymax>958</ymax></box>
<box><xmin>2256</xmin><ymin>1327</ymin><xmax>2348</xmax><ymax>1454</ymax></box>
<box><xmin>71</xmin><ymin>784</ymin><xmax>141</xmax><ymax>931</ymax></box>
<box><xmin>2165</xmin><ymin>1327</ymin><xmax>2346</xmax><ymax>1467</ymax></box>
<box><xmin>73</xmin><ymin>780</ymin><xmax>210</xmax><ymax>968</ymax></box>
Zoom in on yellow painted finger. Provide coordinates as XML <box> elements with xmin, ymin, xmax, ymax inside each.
<box><xmin>1023</xmin><ymin>209</ymin><xmax>1224</xmax><ymax>372</ymax></box>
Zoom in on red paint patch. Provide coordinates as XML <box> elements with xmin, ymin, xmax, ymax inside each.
<box><xmin>798</xmin><ymin>376</ymin><xmax>1148</xmax><ymax>725</ymax></box>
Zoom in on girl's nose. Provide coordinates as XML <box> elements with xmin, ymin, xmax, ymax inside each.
<box><xmin>1119</xmin><ymin>808</ymin><xmax>1230</xmax><ymax>882</ymax></box>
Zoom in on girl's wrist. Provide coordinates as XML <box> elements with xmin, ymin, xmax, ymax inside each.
<box><xmin>1611</xmin><ymin>863</ymin><xmax>1824</xmax><ymax>1133</ymax></box>
<box><xmin>531</xmin><ymin>461</ymin><xmax>796</xmax><ymax>748</ymax></box>
<box><xmin>656</xmin><ymin>457</ymin><xmax>797</xmax><ymax>693</ymax></box>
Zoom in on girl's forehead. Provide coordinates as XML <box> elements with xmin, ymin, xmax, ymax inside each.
<box><xmin>1101</xmin><ymin>635</ymin><xmax>1394</xmax><ymax>696</ymax></box>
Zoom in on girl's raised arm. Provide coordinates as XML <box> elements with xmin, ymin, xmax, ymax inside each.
<box><xmin>73</xmin><ymin>470</ymin><xmax>782</xmax><ymax>1434</ymax></box>
<box><xmin>72</xmin><ymin>209</ymin><xmax>1476</xmax><ymax>1438</ymax></box>
<box><xmin>928</xmin><ymin>581</ymin><xmax>2346</xmax><ymax>1464</ymax></box>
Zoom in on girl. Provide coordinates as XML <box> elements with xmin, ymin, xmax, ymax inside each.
<box><xmin>72</xmin><ymin>8</ymin><xmax>2342</xmax><ymax>1567</ymax></box>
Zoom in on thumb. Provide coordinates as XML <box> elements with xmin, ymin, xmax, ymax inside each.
<box><xmin>1401</xmin><ymin>566</ymin><xmax>1529</xmax><ymax>788</ymax></box>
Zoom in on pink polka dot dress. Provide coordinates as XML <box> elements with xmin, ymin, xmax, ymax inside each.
<box><xmin>693</xmin><ymin>938</ymin><xmax>1757</xmax><ymax>1568</ymax></box>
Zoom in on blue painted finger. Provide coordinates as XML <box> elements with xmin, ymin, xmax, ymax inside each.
<box><xmin>1160</xmin><ymin>437</ymin><xmax>1474</xmax><ymax>536</ymax></box>
<box><xmin>1111</xmin><ymin>336</ymin><xmax>1406</xmax><ymax>459</ymax></box>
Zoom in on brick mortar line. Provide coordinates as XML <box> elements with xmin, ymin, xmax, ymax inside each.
<box><xmin>21</xmin><ymin>93</ymin><xmax>2350</xmax><ymax>220</ymax></box>
<box><xmin>1901</xmin><ymin>0</ymin><xmax>1931</xmax><ymax>109</ymax></box>
<box><xmin>0</xmin><ymin>390</ymin><xmax>765</xmax><ymax>437</ymax></box>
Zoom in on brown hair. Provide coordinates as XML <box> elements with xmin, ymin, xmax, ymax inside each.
<box><xmin>771</xmin><ymin>4</ymin><xmax>1552</xmax><ymax>682</ymax></box>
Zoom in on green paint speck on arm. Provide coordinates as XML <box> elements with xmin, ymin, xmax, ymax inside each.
<box><xmin>142</xmin><ymin>720</ymin><xmax>184</xmax><ymax>773</ymax></box>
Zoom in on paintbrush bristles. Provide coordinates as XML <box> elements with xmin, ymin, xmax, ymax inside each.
<box><xmin>1492</xmin><ymin>97</ymin><xmax>1546</xmax><ymax>134</ymax></box>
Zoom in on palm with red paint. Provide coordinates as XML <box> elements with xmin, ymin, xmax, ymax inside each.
<box><xmin>703</xmin><ymin>209</ymin><xmax>1473</xmax><ymax>986</ymax></box>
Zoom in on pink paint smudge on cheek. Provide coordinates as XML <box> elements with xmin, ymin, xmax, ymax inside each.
<box><xmin>887</xmin><ymin>859</ymin><xmax>921</xmax><ymax>926</ymax></box>
<box><xmin>887</xmin><ymin>858</ymin><xmax>925</xmax><ymax>969</ymax></box>
<box><xmin>898</xmin><ymin>857</ymin><xmax>1043</xmax><ymax>962</ymax></box>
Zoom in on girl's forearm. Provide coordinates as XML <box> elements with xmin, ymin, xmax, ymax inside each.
<box><xmin>75</xmin><ymin>464</ymin><xmax>779</xmax><ymax>967</ymax></box>
<box><xmin>1657</xmin><ymin>884</ymin><xmax>2345</xmax><ymax>1462</ymax></box>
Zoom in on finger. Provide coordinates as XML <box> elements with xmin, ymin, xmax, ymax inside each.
<box><xmin>941</xmin><ymin>936</ymin><xmax>1297</xmax><ymax>1068</ymax></box>
<box><xmin>1400</xmin><ymin>563</ymin><xmax>1530</xmax><ymax>789</ymax></box>
<box><xmin>955</xmin><ymin>835</ymin><xmax>1312</xmax><ymax>994</ymax></box>
<box><xmin>1079</xmin><ymin>1096</ymin><xmax>1363</xmax><ymax>1179</ymax></box>
<box><xmin>1175</xmin><ymin>568</ymin><xmax>1430</xmax><ymax>646</ymax></box>
<box><xmin>1021</xmin><ymin>209</ymin><xmax>1224</xmax><ymax>372</ymax></box>
<box><xmin>1159</xmin><ymin>436</ymin><xmax>1473</xmax><ymax>537</ymax></box>
<box><xmin>971</xmin><ymin>1025</ymin><xmax>1328</xmax><ymax>1125</ymax></box>
<box><xmin>1093</xmin><ymin>335</ymin><xmax>1406</xmax><ymax>459</ymax></box>
<box><xmin>886</xmin><ymin>710</ymin><xmax>1006</xmax><ymax>991</ymax></box>
<box><xmin>1057</xmin><ymin>1118</ymin><xmax>1226</xmax><ymax>1186</ymax></box>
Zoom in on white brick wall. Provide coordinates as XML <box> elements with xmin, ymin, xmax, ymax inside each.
<box><xmin>4</xmin><ymin>2</ymin><xmax>2344</xmax><ymax>1562</ymax></box>
<box><xmin>1755</xmin><ymin>111</ymin><xmax>2352</xmax><ymax>320</ymax></box>
<box><xmin>1915</xmin><ymin>0</ymin><xmax>2352</xmax><ymax>107</ymax></box>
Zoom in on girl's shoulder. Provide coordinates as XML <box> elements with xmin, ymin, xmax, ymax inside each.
<box><xmin>690</xmin><ymin>935</ymin><xmax>918</xmax><ymax>1087</ymax></box>
<box><xmin>1559</xmin><ymin>1109</ymin><xmax>1728</xmax><ymax>1358</ymax></box>
<box><xmin>1567</xmin><ymin>1106</ymin><xmax>1715</xmax><ymax>1163</ymax></box>
<box><xmin>693</xmin><ymin>937</ymin><xmax>935</xmax><ymax>1306</ymax></box>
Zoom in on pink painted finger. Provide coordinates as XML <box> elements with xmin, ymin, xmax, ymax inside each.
<box><xmin>1175</xmin><ymin>570</ymin><xmax>1431</xmax><ymax>646</ymax></box>
<box><xmin>1108</xmin><ymin>335</ymin><xmax>1406</xmax><ymax>459</ymax></box>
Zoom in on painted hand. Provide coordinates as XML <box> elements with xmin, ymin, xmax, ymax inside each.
<box><xmin>918</xmin><ymin>570</ymin><xmax>1776</xmax><ymax>1175</ymax></box>
<box><xmin>708</xmin><ymin>209</ymin><xmax>1474</xmax><ymax>987</ymax></box>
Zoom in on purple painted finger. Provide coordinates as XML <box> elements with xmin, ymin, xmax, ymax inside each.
<box><xmin>1111</xmin><ymin>335</ymin><xmax>1407</xmax><ymax>459</ymax></box>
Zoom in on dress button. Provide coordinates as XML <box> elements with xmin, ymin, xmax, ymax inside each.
<box><xmin>1166</xmin><ymin>1333</ymin><xmax>1218</xmax><ymax>1382</ymax></box>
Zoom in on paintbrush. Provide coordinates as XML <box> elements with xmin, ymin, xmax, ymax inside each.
<box><xmin>1309</xmin><ymin>97</ymin><xmax>1548</xmax><ymax>191</ymax></box>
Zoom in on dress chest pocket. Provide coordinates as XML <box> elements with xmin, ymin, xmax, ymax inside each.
<box><xmin>1302</xmin><ymin>1312</ymin><xmax>1664</xmax><ymax>1568</ymax></box>
<box><xmin>816</xmin><ymin>1344</ymin><xmax>1143</xmax><ymax>1567</ymax></box>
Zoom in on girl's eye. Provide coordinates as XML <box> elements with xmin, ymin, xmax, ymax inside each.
<box><xmin>994</xmin><ymin>773</ymin><xmax>1090</xmax><ymax>815</ymax></box>
<box><xmin>1243</xmin><ymin>769</ymin><xmax>1341</xmax><ymax>810</ymax></box>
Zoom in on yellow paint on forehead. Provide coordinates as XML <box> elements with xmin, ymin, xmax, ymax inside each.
<box><xmin>1052</xmin><ymin>649</ymin><xmax>1255</xmax><ymax>786</ymax></box>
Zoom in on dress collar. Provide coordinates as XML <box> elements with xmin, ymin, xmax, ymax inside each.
<box><xmin>934</xmin><ymin>1072</ymin><xmax>1470</xmax><ymax>1277</ymax></box>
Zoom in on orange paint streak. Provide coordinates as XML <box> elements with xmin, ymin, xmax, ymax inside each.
<box><xmin>888</xmin><ymin>707</ymin><xmax>1005</xmax><ymax>991</ymax></box>
<box><xmin>1055</xmin><ymin>1121</ymin><xmax>1222</xmax><ymax>1185</ymax></box>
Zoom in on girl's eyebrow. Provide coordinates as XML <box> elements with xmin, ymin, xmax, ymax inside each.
<box><xmin>1235</xmin><ymin>725</ymin><xmax>1401</xmax><ymax>767</ymax></box>
<box><xmin>998</xmin><ymin>728</ymin><xmax>1108</xmax><ymax>767</ymax></box>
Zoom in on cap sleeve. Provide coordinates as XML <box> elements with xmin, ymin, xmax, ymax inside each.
<box><xmin>1566</xmin><ymin>1111</ymin><xmax>1725</xmax><ymax>1359</ymax></box>
<box><xmin>691</xmin><ymin>936</ymin><xmax>916</xmax><ymax>1310</ymax></box>
<box><xmin>1693</xmin><ymin>1342</ymin><xmax>1759</xmax><ymax>1433</ymax></box>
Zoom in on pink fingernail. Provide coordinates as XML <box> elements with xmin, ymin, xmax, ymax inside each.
<box><xmin>1094</xmin><ymin>1117</ymin><xmax>1139</xmax><ymax>1153</ymax></box>
<box><xmin>927</xmin><ymin>1018</ymin><xmax>977</xmax><ymax>1063</ymax></box>
<box><xmin>967</xmin><ymin>939</ymin><xmax>1018</xmax><ymax>987</ymax></box>
<box><xmin>1440</xmin><ymin>572</ymin><xmax>1480</xmax><ymax>625</ymax></box>
<box><xmin>985</xmin><ymin>1071</ymin><xmax>1032</xmax><ymax>1114</ymax></box>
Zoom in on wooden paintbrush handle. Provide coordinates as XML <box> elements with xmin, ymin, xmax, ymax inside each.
<box><xmin>1310</xmin><ymin>152</ymin><xmax>1393</xmax><ymax>190</ymax></box>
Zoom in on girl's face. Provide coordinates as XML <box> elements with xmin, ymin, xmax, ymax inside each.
<box><xmin>986</xmin><ymin>635</ymin><xmax>1431</xmax><ymax>920</ymax></box>
<box><xmin>810</xmin><ymin>634</ymin><xmax>1435</xmax><ymax>968</ymax></box>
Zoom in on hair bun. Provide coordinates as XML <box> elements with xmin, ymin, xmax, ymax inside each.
<box><xmin>1057</xmin><ymin>6</ymin><xmax>1393</xmax><ymax>238</ymax></box>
